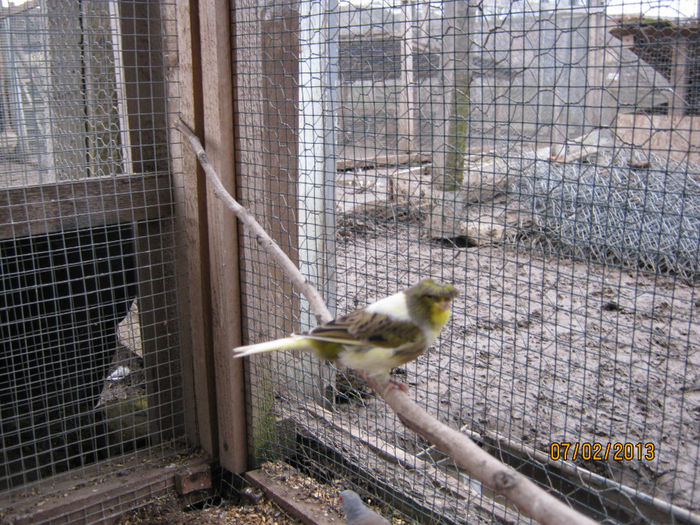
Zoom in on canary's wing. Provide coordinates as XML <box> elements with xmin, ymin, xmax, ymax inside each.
<box><xmin>305</xmin><ymin>309</ymin><xmax>422</xmax><ymax>348</ymax></box>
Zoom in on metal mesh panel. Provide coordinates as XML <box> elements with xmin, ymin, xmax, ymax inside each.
<box><xmin>0</xmin><ymin>0</ymin><xmax>186</xmax><ymax>514</ymax></box>
<box><xmin>235</xmin><ymin>1</ymin><xmax>698</xmax><ymax>523</ymax></box>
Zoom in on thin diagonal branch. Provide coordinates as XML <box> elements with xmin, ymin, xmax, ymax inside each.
<box><xmin>177</xmin><ymin>119</ymin><xmax>332</xmax><ymax>326</ymax></box>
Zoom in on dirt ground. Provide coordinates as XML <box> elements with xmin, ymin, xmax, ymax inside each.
<box><xmin>324</xmin><ymin>220</ymin><xmax>698</xmax><ymax>517</ymax></box>
<box><xmin>116</xmin><ymin>491</ymin><xmax>302</xmax><ymax>525</ymax></box>
<box><xmin>116</xmin><ymin>461</ymin><xmax>398</xmax><ymax>525</ymax></box>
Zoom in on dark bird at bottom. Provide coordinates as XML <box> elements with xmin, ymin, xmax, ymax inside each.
<box><xmin>340</xmin><ymin>490</ymin><xmax>390</xmax><ymax>525</ymax></box>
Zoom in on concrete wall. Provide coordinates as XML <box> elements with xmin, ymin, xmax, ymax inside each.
<box><xmin>336</xmin><ymin>8</ymin><xmax>673</xmax><ymax>155</ymax></box>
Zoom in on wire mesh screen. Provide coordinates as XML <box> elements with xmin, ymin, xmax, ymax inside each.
<box><xmin>0</xmin><ymin>0</ymin><xmax>185</xmax><ymax>511</ymax></box>
<box><xmin>234</xmin><ymin>0</ymin><xmax>698</xmax><ymax>523</ymax></box>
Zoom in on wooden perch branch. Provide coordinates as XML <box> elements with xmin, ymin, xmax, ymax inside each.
<box><xmin>177</xmin><ymin>120</ymin><xmax>332</xmax><ymax>326</ymax></box>
<box><xmin>178</xmin><ymin>119</ymin><xmax>597</xmax><ymax>525</ymax></box>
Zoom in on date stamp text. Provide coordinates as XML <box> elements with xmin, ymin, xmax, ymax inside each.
<box><xmin>549</xmin><ymin>442</ymin><xmax>655</xmax><ymax>462</ymax></box>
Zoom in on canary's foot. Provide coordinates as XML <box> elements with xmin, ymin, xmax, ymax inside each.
<box><xmin>384</xmin><ymin>379</ymin><xmax>409</xmax><ymax>394</ymax></box>
<box><xmin>358</xmin><ymin>371</ymin><xmax>409</xmax><ymax>395</ymax></box>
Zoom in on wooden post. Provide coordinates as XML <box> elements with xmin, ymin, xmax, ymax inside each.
<box><xmin>252</xmin><ymin>2</ymin><xmax>303</xmax><ymax>457</ymax></box>
<box><xmin>585</xmin><ymin>2</ymin><xmax>606</xmax><ymax>128</ymax></box>
<box><xmin>260</xmin><ymin>1</ymin><xmax>299</xmax><ymax>366</ymax></box>
<box><xmin>232</xmin><ymin>0</ymin><xmax>294</xmax><ymax>464</ymax></box>
<box><xmin>432</xmin><ymin>0</ymin><xmax>470</xmax><ymax>190</ymax></box>
<box><xmin>173</xmin><ymin>1</ymin><xmax>217</xmax><ymax>456</ymax></box>
<box><xmin>670</xmin><ymin>36</ymin><xmax>690</xmax><ymax>117</ymax></box>
<box><xmin>199</xmin><ymin>0</ymin><xmax>247</xmax><ymax>473</ymax></box>
<box><xmin>119</xmin><ymin>1</ymin><xmax>170</xmax><ymax>175</ymax></box>
<box><xmin>119</xmin><ymin>1</ymin><xmax>184</xmax><ymax>446</ymax></box>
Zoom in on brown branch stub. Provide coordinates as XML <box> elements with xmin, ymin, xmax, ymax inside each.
<box><xmin>492</xmin><ymin>471</ymin><xmax>517</xmax><ymax>492</ymax></box>
<box><xmin>178</xmin><ymin>119</ymin><xmax>598</xmax><ymax>525</ymax></box>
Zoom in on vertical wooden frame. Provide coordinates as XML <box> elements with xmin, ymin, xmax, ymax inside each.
<box><xmin>199</xmin><ymin>0</ymin><xmax>247</xmax><ymax>472</ymax></box>
<box><xmin>231</xmin><ymin>0</ymin><xmax>274</xmax><ymax>466</ymax></box>
<box><xmin>173</xmin><ymin>0</ymin><xmax>218</xmax><ymax>457</ymax></box>
<box><xmin>120</xmin><ymin>2</ymin><xmax>170</xmax><ymax>175</ymax></box>
<box><xmin>260</xmin><ymin>3</ymin><xmax>306</xmax><ymax>404</ymax></box>
<box><xmin>118</xmin><ymin>1</ymin><xmax>185</xmax><ymax>445</ymax></box>
<box><xmin>260</xmin><ymin>2</ymin><xmax>300</xmax><ymax>343</ymax></box>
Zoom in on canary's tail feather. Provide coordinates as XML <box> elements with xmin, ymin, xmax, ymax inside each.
<box><xmin>232</xmin><ymin>335</ymin><xmax>310</xmax><ymax>358</ymax></box>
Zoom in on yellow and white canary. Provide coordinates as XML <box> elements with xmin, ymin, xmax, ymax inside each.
<box><xmin>232</xmin><ymin>279</ymin><xmax>458</xmax><ymax>390</ymax></box>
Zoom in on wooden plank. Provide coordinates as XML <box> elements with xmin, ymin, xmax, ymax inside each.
<box><xmin>1</xmin><ymin>455</ymin><xmax>211</xmax><ymax>525</ymax></box>
<box><xmin>336</xmin><ymin>152</ymin><xmax>431</xmax><ymax>171</ymax></box>
<box><xmin>616</xmin><ymin>114</ymin><xmax>700</xmax><ymax>165</ymax></box>
<box><xmin>0</xmin><ymin>173</ymin><xmax>172</xmax><ymax>239</ymax></box>
<box><xmin>246</xmin><ymin>469</ymin><xmax>343</xmax><ymax>525</ymax></box>
<box><xmin>119</xmin><ymin>2</ymin><xmax>169</xmax><ymax>175</ymax></box>
<box><xmin>232</xmin><ymin>0</ymin><xmax>278</xmax><ymax>466</ymax></box>
<box><xmin>173</xmin><ymin>1</ymin><xmax>218</xmax><ymax>456</ymax></box>
<box><xmin>244</xmin><ymin>1</ymin><xmax>304</xmax><ymax>456</ymax></box>
<box><xmin>261</xmin><ymin>2</ymin><xmax>299</xmax><ymax>342</ymax></box>
<box><xmin>200</xmin><ymin>0</ymin><xmax>246</xmax><ymax>473</ymax></box>
<box><xmin>119</xmin><ymin>1</ymin><xmax>183</xmax><ymax>452</ymax></box>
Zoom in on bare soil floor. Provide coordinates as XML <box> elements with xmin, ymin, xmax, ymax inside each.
<box><xmin>116</xmin><ymin>462</ymin><xmax>399</xmax><ymax>525</ymax></box>
<box><xmin>330</xmin><ymin>221</ymin><xmax>698</xmax><ymax>514</ymax></box>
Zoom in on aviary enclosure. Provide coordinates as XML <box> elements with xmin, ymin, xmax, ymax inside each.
<box><xmin>0</xmin><ymin>0</ymin><xmax>697</xmax><ymax>523</ymax></box>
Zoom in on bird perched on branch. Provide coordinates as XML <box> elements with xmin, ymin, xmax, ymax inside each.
<box><xmin>233</xmin><ymin>279</ymin><xmax>458</xmax><ymax>392</ymax></box>
<box><xmin>340</xmin><ymin>490</ymin><xmax>390</xmax><ymax>525</ymax></box>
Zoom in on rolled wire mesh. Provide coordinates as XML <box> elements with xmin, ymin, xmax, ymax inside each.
<box><xmin>511</xmin><ymin>146</ymin><xmax>700</xmax><ymax>280</ymax></box>
<box><xmin>234</xmin><ymin>0</ymin><xmax>698</xmax><ymax>523</ymax></box>
<box><xmin>0</xmin><ymin>0</ymin><xmax>187</xmax><ymax>517</ymax></box>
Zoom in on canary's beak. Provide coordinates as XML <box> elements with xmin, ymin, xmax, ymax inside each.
<box><xmin>437</xmin><ymin>298</ymin><xmax>452</xmax><ymax>311</ymax></box>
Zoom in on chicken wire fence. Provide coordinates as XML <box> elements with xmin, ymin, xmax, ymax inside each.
<box><xmin>233</xmin><ymin>0</ymin><xmax>698</xmax><ymax>523</ymax></box>
<box><xmin>0</xmin><ymin>0</ymin><xmax>186</xmax><ymax>517</ymax></box>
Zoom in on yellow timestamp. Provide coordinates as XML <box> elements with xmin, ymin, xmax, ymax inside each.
<box><xmin>549</xmin><ymin>442</ymin><xmax>656</xmax><ymax>462</ymax></box>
